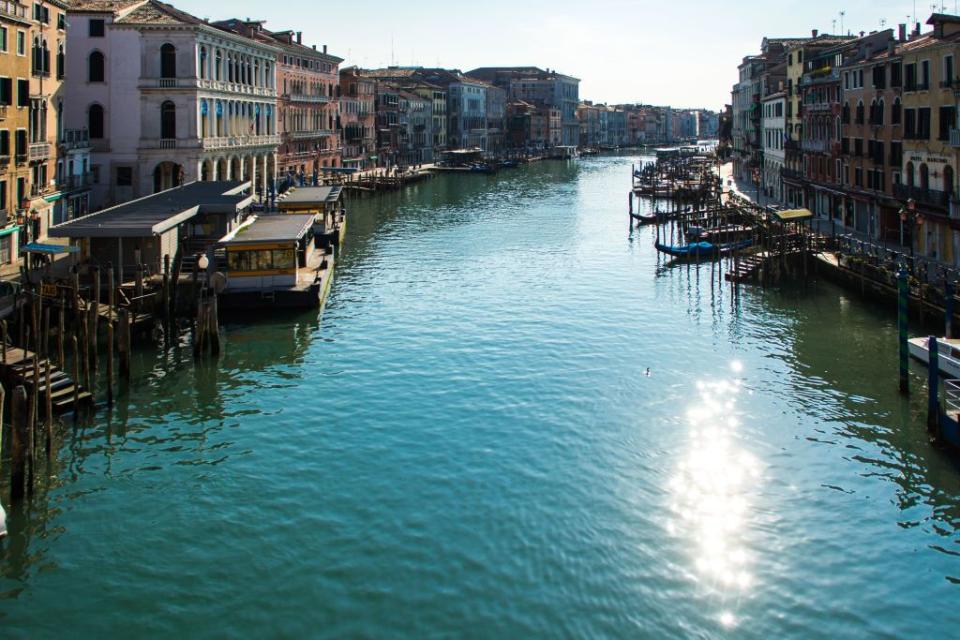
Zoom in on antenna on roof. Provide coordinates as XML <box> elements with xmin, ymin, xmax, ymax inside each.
<box><xmin>840</xmin><ymin>10</ymin><xmax>846</xmax><ymax>36</ymax></box>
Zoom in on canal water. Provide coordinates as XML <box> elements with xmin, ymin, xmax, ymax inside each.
<box><xmin>1</xmin><ymin>155</ymin><xmax>959</xmax><ymax>638</ymax></box>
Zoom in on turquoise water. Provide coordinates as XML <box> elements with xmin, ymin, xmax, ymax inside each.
<box><xmin>1</xmin><ymin>155</ymin><xmax>959</xmax><ymax>638</ymax></box>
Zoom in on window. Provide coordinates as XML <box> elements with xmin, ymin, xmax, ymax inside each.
<box><xmin>841</xmin><ymin>102</ymin><xmax>850</xmax><ymax>124</ymax></box>
<box><xmin>88</xmin><ymin>51</ymin><xmax>104</xmax><ymax>82</ymax></box>
<box><xmin>16</xmin><ymin>31</ymin><xmax>24</xmax><ymax>56</ymax></box>
<box><xmin>88</xmin><ymin>104</ymin><xmax>104</xmax><ymax>138</ymax></box>
<box><xmin>116</xmin><ymin>167</ymin><xmax>133</xmax><ymax>186</ymax></box>
<box><xmin>892</xmin><ymin>98</ymin><xmax>902</xmax><ymax>124</ymax></box>
<box><xmin>14</xmin><ymin>129</ymin><xmax>26</xmax><ymax>160</ymax></box>
<box><xmin>0</xmin><ymin>27</ymin><xmax>7</xmax><ymax>53</ymax></box>
<box><xmin>905</xmin><ymin>62</ymin><xmax>917</xmax><ymax>90</ymax></box>
<box><xmin>918</xmin><ymin>107</ymin><xmax>932</xmax><ymax>139</ymax></box>
<box><xmin>160</xmin><ymin>101</ymin><xmax>175</xmax><ymax>138</ymax></box>
<box><xmin>160</xmin><ymin>43</ymin><xmax>176</xmax><ymax>79</ymax></box>
<box><xmin>892</xmin><ymin>62</ymin><xmax>902</xmax><ymax>87</ymax></box>
<box><xmin>56</xmin><ymin>43</ymin><xmax>64</xmax><ymax>80</ymax></box>
<box><xmin>905</xmin><ymin>108</ymin><xmax>917</xmax><ymax>137</ymax></box>
<box><xmin>939</xmin><ymin>106</ymin><xmax>956</xmax><ymax>140</ymax></box>
<box><xmin>0</xmin><ymin>130</ymin><xmax>8</xmax><ymax>156</ymax></box>
<box><xmin>854</xmin><ymin>138</ymin><xmax>862</xmax><ymax>157</ymax></box>
<box><xmin>890</xmin><ymin>142</ymin><xmax>903</xmax><ymax>166</ymax></box>
<box><xmin>57</xmin><ymin>13</ymin><xmax>65</xmax><ymax>31</ymax></box>
<box><xmin>946</xmin><ymin>165</ymin><xmax>955</xmax><ymax>195</ymax></box>
<box><xmin>906</xmin><ymin>162</ymin><xmax>915</xmax><ymax>187</ymax></box>
<box><xmin>920</xmin><ymin>163</ymin><xmax>929</xmax><ymax>190</ymax></box>
<box><xmin>946</xmin><ymin>56</ymin><xmax>955</xmax><ymax>88</ymax></box>
<box><xmin>921</xmin><ymin>60</ymin><xmax>930</xmax><ymax>89</ymax></box>
<box><xmin>89</xmin><ymin>19</ymin><xmax>105</xmax><ymax>38</ymax></box>
<box><xmin>17</xmin><ymin>79</ymin><xmax>28</xmax><ymax>107</ymax></box>
<box><xmin>0</xmin><ymin>78</ymin><xmax>11</xmax><ymax>106</ymax></box>
<box><xmin>0</xmin><ymin>181</ymin><xmax>6</xmax><ymax>214</ymax></box>
<box><xmin>855</xmin><ymin>101</ymin><xmax>864</xmax><ymax>124</ymax></box>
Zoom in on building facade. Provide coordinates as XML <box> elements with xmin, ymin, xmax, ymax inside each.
<box><xmin>66</xmin><ymin>0</ymin><xmax>281</xmax><ymax>209</ymax></box>
<box><xmin>339</xmin><ymin>66</ymin><xmax>376</xmax><ymax>169</ymax></box>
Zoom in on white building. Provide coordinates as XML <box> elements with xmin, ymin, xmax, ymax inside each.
<box><xmin>762</xmin><ymin>91</ymin><xmax>786</xmax><ymax>205</ymax></box>
<box><xmin>66</xmin><ymin>0</ymin><xmax>281</xmax><ymax>209</ymax></box>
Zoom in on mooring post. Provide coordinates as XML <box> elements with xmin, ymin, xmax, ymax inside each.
<box><xmin>928</xmin><ymin>335</ymin><xmax>941</xmax><ymax>436</ymax></box>
<box><xmin>899</xmin><ymin>269</ymin><xmax>910</xmax><ymax>396</ymax></box>
<box><xmin>106</xmin><ymin>318</ymin><xmax>114</xmax><ymax>408</ymax></box>
<box><xmin>945</xmin><ymin>280</ymin><xmax>955</xmax><ymax>340</ymax></box>
<box><xmin>71</xmin><ymin>335</ymin><xmax>79</xmax><ymax>413</ymax></box>
<box><xmin>10</xmin><ymin>385</ymin><xmax>26</xmax><ymax>503</ymax></box>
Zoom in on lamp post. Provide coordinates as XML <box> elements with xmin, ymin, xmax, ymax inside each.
<box><xmin>899</xmin><ymin>197</ymin><xmax>923</xmax><ymax>271</ymax></box>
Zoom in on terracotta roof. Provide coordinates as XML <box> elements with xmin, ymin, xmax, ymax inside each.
<box><xmin>115</xmin><ymin>0</ymin><xmax>204</xmax><ymax>25</ymax></box>
<box><xmin>68</xmin><ymin>0</ymin><xmax>147</xmax><ymax>13</ymax></box>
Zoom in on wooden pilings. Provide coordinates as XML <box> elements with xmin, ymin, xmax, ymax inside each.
<box><xmin>898</xmin><ymin>269</ymin><xmax>910</xmax><ymax>396</ymax></box>
<box><xmin>193</xmin><ymin>292</ymin><xmax>220</xmax><ymax>359</ymax></box>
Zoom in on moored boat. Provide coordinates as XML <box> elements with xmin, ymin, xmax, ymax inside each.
<box><xmin>654</xmin><ymin>239</ymin><xmax>752</xmax><ymax>260</ymax></box>
<box><xmin>908</xmin><ymin>337</ymin><xmax>960</xmax><ymax>378</ymax></box>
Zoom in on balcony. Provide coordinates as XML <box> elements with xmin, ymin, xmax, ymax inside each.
<box><xmin>894</xmin><ymin>183</ymin><xmax>951</xmax><ymax>210</ymax></box>
<box><xmin>58</xmin><ymin>172</ymin><xmax>93</xmax><ymax>192</ymax></box>
<box><xmin>802</xmin><ymin>138</ymin><xmax>830</xmax><ymax>153</ymax></box>
<box><xmin>288</xmin><ymin>129</ymin><xmax>336</xmax><ymax>140</ymax></box>
<box><xmin>0</xmin><ymin>0</ymin><xmax>28</xmax><ymax>21</ymax></box>
<box><xmin>200</xmin><ymin>134</ymin><xmax>281</xmax><ymax>151</ymax></box>
<box><xmin>28</xmin><ymin>142</ymin><xmax>50</xmax><ymax>161</ymax></box>
<box><xmin>951</xmin><ymin>128</ymin><xmax>960</xmax><ymax>148</ymax></box>
<box><xmin>61</xmin><ymin>128</ymin><xmax>90</xmax><ymax>150</ymax></box>
<box><xmin>285</xmin><ymin>93</ymin><xmax>331</xmax><ymax>104</ymax></box>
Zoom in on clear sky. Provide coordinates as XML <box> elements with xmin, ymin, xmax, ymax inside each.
<box><xmin>173</xmin><ymin>0</ymin><xmax>948</xmax><ymax>110</ymax></box>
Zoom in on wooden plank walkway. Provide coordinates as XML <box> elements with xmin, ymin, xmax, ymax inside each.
<box><xmin>0</xmin><ymin>347</ymin><xmax>93</xmax><ymax>413</ymax></box>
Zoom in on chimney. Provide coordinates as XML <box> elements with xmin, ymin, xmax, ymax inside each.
<box><xmin>323</xmin><ymin>45</ymin><xmax>327</xmax><ymax>54</ymax></box>
<box><xmin>812</xmin><ymin>29</ymin><xmax>818</xmax><ymax>38</ymax></box>
<box><xmin>899</xmin><ymin>23</ymin><xmax>907</xmax><ymax>42</ymax></box>
<box><xmin>859</xmin><ymin>31</ymin><xmax>865</xmax><ymax>38</ymax></box>
<box><xmin>296</xmin><ymin>31</ymin><xmax>302</xmax><ymax>44</ymax></box>
<box><xmin>914</xmin><ymin>22</ymin><xmax>921</xmax><ymax>37</ymax></box>
<box><xmin>312</xmin><ymin>44</ymin><xmax>317</xmax><ymax>50</ymax></box>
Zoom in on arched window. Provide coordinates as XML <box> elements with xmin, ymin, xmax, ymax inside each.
<box><xmin>906</xmin><ymin>161</ymin><xmax>915</xmax><ymax>187</ymax></box>
<box><xmin>877</xmin><ymin>99</ymin><xmax>885</xmax><ymax>125</ymax></box>
<box><xmin>855</xmin><ymin>100</ymin><xmax>864</xmax><ymax>124</ymax></box>
<box><xmin>161</xmin><ymin>101</ymin><xmax>176</xmax><ymax>139</ymax></box>
<box><xmin>160</xmin><ymin>43</ymin><xmax>176</xmax><ymax>78</ymax></box>
<box><xmin>88</xmin><ymin>51</ymin><xmax>105</xmax><ymax>82</ymax></box>
<box><xmin>892</xmin><ymin>97</ymin><xmax>902</xmax><ymax>125</ymax></box>
<box><xmin>215</xmin><ymin>50</ymin><xmax>222</xmax><ymax>81</ymax></box>
<box><xmin>88</xmin><ymin>104</ymin><xmax>104</xmax><ymax>139</ymax></box>
<box><xmin>199</xmin><ymin>46</ymin><xmax>207</xmax><ymax>80</ymax></box>
<box><xmin>842</xmin><ymin>101</ymin><xmax>850</xmax><ymax>124</ymax></box>
<box><xmin>945</xmin><ymin>165</ymin><xmax>955</xmax><ymax>196</ymax></box>
<box><xmin>200</xmin><ymin>100</ymin><xmax>209</xmax><ymax>137</ymax></box>
<box><xmin>56</xmin><ymin>42</ymin><xmax>64</xmax><ymax>80</ymax></box>
<box><xmin>920</xmin><ymin>163</ymin><xmax>930</xmax><ymax>190</ymax></box>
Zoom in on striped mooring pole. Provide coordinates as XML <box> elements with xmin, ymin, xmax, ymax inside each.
<box><xmin>898</xmin><ymin>269</ymin><xmax>910</xmax><ymax>396</ymax></box>
<box><xmin>928</xmin><ymin>335</ymin><xmax>941</xmax><ymax>434</ymax></box>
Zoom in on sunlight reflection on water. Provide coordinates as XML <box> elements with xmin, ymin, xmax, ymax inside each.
<box><xmin>667</xmin><ymin>362</ymin><xmax>761</xmax><ymax>630</ymax></box>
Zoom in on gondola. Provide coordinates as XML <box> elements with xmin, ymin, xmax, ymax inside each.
<box><xmin>630</xmin><ymin>212</ymin><xmax>659</xmax><ymax>225</ymax></box>
<box><xmin>654</xmin><ymin>239</ymin><xmax>752</xmax><ymax>260</ymax></box>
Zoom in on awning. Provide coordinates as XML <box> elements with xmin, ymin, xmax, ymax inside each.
<box><xmin>22</xmin><ymin>243</ymin><xmax>80</xmax><ymax>255</ymax></box>
<box><xmin>774</xmin><ymin>209</ymin><xmax>814</xmax><ymax>222</ymax></box>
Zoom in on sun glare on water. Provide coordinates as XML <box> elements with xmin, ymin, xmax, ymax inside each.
<box><xmin>666</xmin><ymin>364</ymin><xmax>760</xmax><ymax>630</ymax></box>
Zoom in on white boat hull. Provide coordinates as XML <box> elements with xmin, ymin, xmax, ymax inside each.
<box><xmin>908</xmin><ymin>337</ymin><xmax>960</xmax><ymax>379</ymax></box>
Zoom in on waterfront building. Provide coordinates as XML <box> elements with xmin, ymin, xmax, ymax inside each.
<box><xmin>65</xmin><ymin>0</ymin><xmax>281</xmax><ymax>209</ymax></box>
<box><xmin>782</xmin><ymin>32</ymin><xmax>855</xmax><ymax>207</ymax></box>
<box><xmin>26</xmin><ymin>0</ymin><xmax>67</xmax><ymax>243</ymax></box>
<box><xmin>406</xmin><ymin>82</ymin><xmax>446</xmax><ymax>156</ymax></box>
<box><xmin>466</xmin><ymin>66</ymin><xmax>580</xmax><ymax>147</ymax></box>
<box><xmin>213</xmin><ymin>21</ymin><xmax>342</xmax><ymax>184</ymax></box>
<box><xmin>898</xmin><ymin>14</ymin><xmax>960</xmax><ymax>263</ymax></box>
<box><xmin>484</xmin><ymin>84</ymin><xmax>506</xmax><ymax>154</ymax></box>
<box><xmin>339</xmin><ymin>66</ymin><xmax>376</xmax><ymax>170</ymax></box>
<box><xmin>761</xmin><ymin>90</ymin><xmax>786</xmax><ymax>203</ymax></box>
<box><xmin>403</xmin><ymin>88</ymin><xmax>433</xmax><ymax>164</ymax></box>
<box><xmin>0</xmin><ymin>0</ymin><xmax>35</xmax><ymax>265</ymax></box>
<box><xmin>576</xmin><ymin>102</ymin><xmax>601</xmax><ymax>148</ymax></box>
<box><xmin>836</xmin><ymin>29</ymin><xmax>902</xmax><ymax>242</ymax></box>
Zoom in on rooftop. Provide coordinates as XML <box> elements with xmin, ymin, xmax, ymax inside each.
<box><xmin>277</xmin><ymin>186</ymin><xmax>344</xmax><ymax>209</ymax></box>
<box><xmin>221</xmin><ymin>214</ymin><xmax>316</xmax><ymax>245</ymax></box>
<box><xmin>50</xmin><ymin>181</ymin><xmax>252</xmax><ymax>239</ymax></box>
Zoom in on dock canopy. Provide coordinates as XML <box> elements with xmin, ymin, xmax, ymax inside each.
<box><xmin>774</xmin><ymin>208</ymin><xmax>814</xmax><ymax>222</ymax></box>
<box><xmin>220</xmin><ymin>214</ymin><xmax>316</xmax><ymax>246</ymax></box>
<box><xmin>277</xmin><ymin>186</ymin><xmax>344</xmax><ymax>212</ymax></box>
<box><xmin>48</xmin><ymin>181</ymin><xmax>253</xmax><ymax>239</ymax></box>
<box><xmin>22</xmin><ymin>243</ymin><xmax>80</xmax><ymax>255</ymax></box>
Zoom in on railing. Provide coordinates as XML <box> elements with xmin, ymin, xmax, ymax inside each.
<box><xmin>30</xmin><ymin>182</ymin><xmax>49</xmax><ymax>197</ymax></box>
<box><xmin>945</xmin><ymin>380</ymin><xmax>960</xmax><ymax>415</ymax></box>
<box><xmin>950</xmin><ymin>128</ymin><xmax>960</xmax><ymax>148</ymax></box>
<box><xmin>61</xmin><ymin>128</ymin><xmax>90</xmax><ymax>150</ymax></box>
<box><xmin>285</xmin><ymin>93</ymin><xmax>331</xmax><ymax>104</ymax></box>
<box><xmin>58</xmin><ymin>172</ymin><xmax>93</xmax><ymax>191</ymax></box>
<box><xmin>894</xmin><ymin>183</ymin><xmax>951</xmax><ymax>210</ymax></box>
<box><xmin>201</xmin><ymin>134</ymin><xmax>281</xmax><ymax>150</ymax></box>
<box><xmin>0</xmin><ymin>0</ymin><xmax>27</xmax><ymax>20</ymax></box>
<box><xmin>159</xmin><ymin>139</ymin><xmax>177</xmax><ymax>149</ymax></box>
<box><xmin>781</xmin><ymin>168</ymin><xmax>804</xmax><ymax>181</ymax></box>
<box><xmin>197</xmin><ymin>79</ymin><xmax>277</xmax><ymax>98</ymax></box>
<box><xmin>28</xmin><ymin>142</ymin><xmax>50</xmax><ymax>161</ymax></box>
<box><xmin>802</xmin><ymin>138</ymin><xmax>830</xmax><ymax>152</ymax></box>
<box><xmin>288</xmin><ymin>129</ymin><xmax>336</xmax><ymax>140</ymax></box>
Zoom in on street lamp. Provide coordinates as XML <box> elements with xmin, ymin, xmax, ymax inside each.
<box><xmin>899</xmin><ymin>197</ymin><xmax>923</xmax><ymax>268</ymax></box>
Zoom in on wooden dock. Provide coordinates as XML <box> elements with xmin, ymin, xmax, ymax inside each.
<box><xmin>0</xmin><ymin>347</ymin><xmax>93</xmax><ymax>413</ymax></box>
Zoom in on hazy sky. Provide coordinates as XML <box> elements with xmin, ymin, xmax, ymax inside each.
<box><xmin>173</xmin><ymin>0</ymin><xmax>947</xmax><ymax>109</ymax></box>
